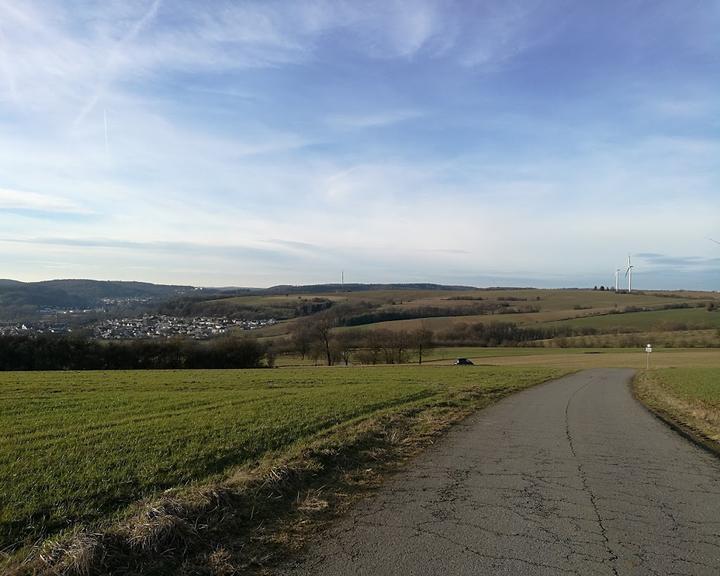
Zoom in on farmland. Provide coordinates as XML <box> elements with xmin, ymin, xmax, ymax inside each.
<box><xmin>0</xmin><ymin>365</ymin><xmax>563</xmax><ymax>554</ymax></box>
<box><xmin>239</xmin><ymin>287</ymin><xmax>720</xmax><ymax>359</ymax></box>
<box><xmin>3</xmin><ymin>284</ymin><xmax>720</xmax><ymax>573</ymax></box>
<box><xmin>546</xmin><ymin>307</ymin><xmax>720</xmax><ymax>332</ymax></box>
<box><xmin>635</xmin><ymin>367</ymin><xmax>720</xmax><ymax>445</ymax></box>
<box><xmin>243</xmin><ymin>287</ymin><xmax>716</xmax><ymax>340</ymax></box>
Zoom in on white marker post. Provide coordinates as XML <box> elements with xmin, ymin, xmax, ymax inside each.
<box><xmin>645</xmin><ymin>343</ymin><xmax>653</xmax><ymax>369</ymax></box>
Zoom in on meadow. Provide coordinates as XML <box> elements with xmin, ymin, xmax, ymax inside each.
<box><xmin>635</xmin><ymin>367</ymin><xmax>720</xmax><ymax>445</ymax></box>
<box><xmin>546</xmin><ymin>307</ymin><xmax>720</xmax><ymax>332</ymax></box>
<box><xmin>0</xmin><ymin>365</ymin><xmax>563</xmax><ymax>552</ymax></box>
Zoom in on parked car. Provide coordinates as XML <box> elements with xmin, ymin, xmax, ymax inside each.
<box><xmin>454</xmin><ymin>358</ymin><xmax>474</xmax><ymax>365</ymax></box>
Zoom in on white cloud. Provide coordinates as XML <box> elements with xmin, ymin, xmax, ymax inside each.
<box><xmin>0</xmin><ymin>188</ymin><xmax>89</xmax><ymax>214</ymax></box>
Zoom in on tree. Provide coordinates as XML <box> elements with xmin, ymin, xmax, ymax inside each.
<box><xmin>335</xmin><ymin>330</ymin><xmax>360</xmax><ymax>365</ymax></box>
<box><xmin>290</xmin><ymin>322</ymin><xmax>314</xmax><ymax>360</ymax></box>
<box><xmin>392</xmin><ymin>330</ymin><xmax>411</xmax><ymax>364</ymax></box>
<box><xmin>411</xmin><ymin>326</ymin><xmax>434</xmax><ymax>364</ymax></box>
<box><xmin>307</xmin><ymin>313</ymin><xmax>337</xmax><ymax>366</ymax></box>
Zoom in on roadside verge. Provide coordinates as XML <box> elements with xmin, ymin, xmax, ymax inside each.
<box><xmin>633</xmin><ymin>370</ymin><xmax>720</xmax><ymax>459</ymax></box>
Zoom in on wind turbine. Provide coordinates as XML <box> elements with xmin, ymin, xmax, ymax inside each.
<box><xmin>625</xmin><ymin>255</ymin><xmax>634</xmax><ymax>293</ymax></box>
<box><xmin>615</xmin><ymin>268</ymin><xmax>620</xmax><ymax>292</ymax></box>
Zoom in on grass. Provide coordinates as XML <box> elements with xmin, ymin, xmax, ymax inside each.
<box><xmin>465</xmin><ymin>349</ymin><xmax>720</xmax><ymax>369</ymax></box>
<box><xmin>0</xmin><ymin>365</ymin><xmax>563</xmax><ymax>557</ymax></box>
<box><xmin>635</xmin><ymin>367</ymin><xmax>720</xmax><ymax>445</ymax></box>
<box><xmin>546</xmin><ymin>307</ymin><xmax>720</xmax><ymax>332</ymax></box>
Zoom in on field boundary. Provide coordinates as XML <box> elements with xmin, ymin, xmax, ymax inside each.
<box><xmin>631</xmin><ymin>374</ymin><xmax>720</xmax><ymax>460</ymax></box>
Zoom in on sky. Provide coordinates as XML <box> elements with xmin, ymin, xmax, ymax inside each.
<box><xmin>0</xmin><ymin>0</ymin><xmax>718</xmax><ymax>289</ymax></box>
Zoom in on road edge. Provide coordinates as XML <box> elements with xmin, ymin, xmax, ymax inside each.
<box><xmin>630</xmin><ymin>374</ymin><xmax>720</xmax><ymax>460</ymax></box>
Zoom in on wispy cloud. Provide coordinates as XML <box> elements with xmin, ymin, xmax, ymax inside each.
<box><xmin>327</xmin><ymin>109</ymin><xmax>424</xmax><ymax>129</ymax></box>
<box><xmin>0</xmin><ymin>188</ymin><xmax>89</xmax><ymax>214</ymax></box>
<box><xmin>73</xmin><ymin>0</ymin><xmax>163</xmax><ymax>126</ymax></box>
<box><xmin>636</xmin><ymin>253</ymin><xmax>720</xmax><ymax>269</ymax></box>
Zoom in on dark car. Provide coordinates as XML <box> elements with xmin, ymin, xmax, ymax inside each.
<box><xmin>454</xmin><ymin>358</ymin><xmax>474</xmax><ymax>365</ymax></box>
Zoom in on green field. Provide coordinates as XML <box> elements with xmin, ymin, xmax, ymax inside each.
<box><xmin>0</xmin><ymin>366</ymin><xmax>563</xmax><ymax>550</ymax></box>
<box><xmin>651</xmin><ymin>368</ymin><xmax>720</xmax><ymax>407</ymax></box>
<box><xmin>635</xmin><ymin>367</ymin><xmax>720</xmax><ymax>445</ymax></box>
<box><xmin>547</xmin><ymin>307</ymin><xmax>720</xmax><ymax>332</ymax></box>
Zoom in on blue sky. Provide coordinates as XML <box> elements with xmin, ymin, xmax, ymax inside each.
<box><xmin>0</xmin><ymin>0</ymin><xmax>718</xmax><ymax>289</ymax></box>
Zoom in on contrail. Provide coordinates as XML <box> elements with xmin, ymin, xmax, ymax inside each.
<box><xmin>104</xmin><ymin>108</ymin><xmax>109</xmax><ymax>154</ymax></box>
<box><xmin>74</xmin><ymin>0</ymin><xmax>162</xmax><ymax>127</ymax></box>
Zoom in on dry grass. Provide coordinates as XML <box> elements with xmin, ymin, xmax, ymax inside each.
<box><xmin>35</xmin><ymin>531</ymin><xmax>103</xmax><ymax>576</ymax></box>
<box><xmin>634</xmin><ymin>368</ymin><xmax>720</xmax><ymax>446</ymax></box>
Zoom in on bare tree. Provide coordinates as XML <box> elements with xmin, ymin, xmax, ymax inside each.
<box><xmin>392</xmin><ymin>330</ymin><xmax>412</xmax><ymax>364</ymax></box>
<box><xmin>335</xmin><ymin>330</ymin><xmax>359</xmax><ymax>366</ymax></box>
<box><xmin>307</xmin><ymin>314</ymin><xmax>337</xmax><ymax>366</ymax></box>
<box><xmin>290</xmin><ymin>322</ymin><xmax>314</xmax><ymax>360</ymax></box>
<box><xmin>411</xmin><ymin>326</ymin><xmax>434</xmax><ymax>364</ymax></box>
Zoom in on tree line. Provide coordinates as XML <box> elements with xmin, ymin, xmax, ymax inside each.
<box><xmin>288</xmin><ymin>311</ymin><xmax>602</xmax><ymax>365</ymax></box>
<box><xmin>0</xmin><ymin>335</ymin><xmax>268</xmax><ymax>371</ymax></box>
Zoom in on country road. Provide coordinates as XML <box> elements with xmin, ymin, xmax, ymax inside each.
<box><xmin>283</xmin><ymin>369</ymin><xmax>720</xmax><ymax>575</ymax></box>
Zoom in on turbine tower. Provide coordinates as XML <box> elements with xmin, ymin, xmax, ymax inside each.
<box><xmin>625</xmin><ymin>255</ymin><xmax>634</xmax><ymax>293</ymax></box>
<box><xmin>615</xmin><ymin>268</ymin><xmax>620</xmax><ymax>292</ymax></box>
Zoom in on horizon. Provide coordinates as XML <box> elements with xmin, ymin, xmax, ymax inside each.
<box><xmin>1</xmin><ymin>276</ymin><xmax>718</xmax><ymax>293</ymax></box>
<box><xmin>0</xmin><ymin>1</ymin><xmax>718</xmax><ymax>289</ymax></box>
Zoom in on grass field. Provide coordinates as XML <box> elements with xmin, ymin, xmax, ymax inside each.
<box><xmin>459</xmin><ymin>349</ymin><xmax>720</xmax><ymax>369</ymax></box>
<box><xmin>635</xmin><ymin>368</ymin><xmax>720</xmax><ymax>445</ymax></box>
<box><xmin>546</xmin><ymin>307</ymin><xmax>720</xmax><ymax>332</ymax></box>
<box><xmin>0</xmin><ymin>366</ymin><xmax>563</xmax><ymax>552</ymax></box>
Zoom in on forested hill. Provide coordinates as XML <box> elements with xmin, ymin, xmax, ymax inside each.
<box><xmin>262</xmin><ymin>283</ymin><xmax>477</xmax><ymax>294</ymax></box>
<box><xmin>0</xmin><ymin>279</ymin><xmax>194</xmax><ymax>310</ymax></box>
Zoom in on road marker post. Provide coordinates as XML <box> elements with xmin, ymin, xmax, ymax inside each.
<box><xmin>645</xmin><ymin>343</ymin><xmax>652</xmax><ymax>369</ymax></box>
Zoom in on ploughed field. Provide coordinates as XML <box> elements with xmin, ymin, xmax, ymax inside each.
<box><xmin>0</xmin><ymin>366</ymin><xmax>562</xmax><ymax>550</ymax></box>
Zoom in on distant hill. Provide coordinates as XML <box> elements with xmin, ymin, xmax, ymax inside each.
<box><xmin>35</xmin><ymin>279</ymin><xmax>194</xmax><ymax>301</ymax></box>
<box><xmin>261</xmin><ymin>283</ymin><xmax>476</xmax><ymax>294</ymax></box>
<box><xmin>0</xmin><ymin>279</ymin><xmax>194</xmax><ymax>316</ymax></box>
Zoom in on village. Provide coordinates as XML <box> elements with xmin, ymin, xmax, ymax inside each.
<box><xmin>93</xmin><ymin>315</ymin><xmax>276</xmax><ymax>339</ymax></box>
<box><xmin>0</xmin><ymin>315</ymin><xmax>276</xmax><ymax>340</ymax></box>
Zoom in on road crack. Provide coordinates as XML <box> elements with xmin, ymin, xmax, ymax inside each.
<box><xmin>565</xmin><ymin>376</ymin><xmax>620</xmax><ymax>576</ymax></box>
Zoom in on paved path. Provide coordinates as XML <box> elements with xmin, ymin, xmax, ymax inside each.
<box><xmin>283</xmin><ymin>369</ymin><xmax>720</xmax><ymax>575</ymax></box>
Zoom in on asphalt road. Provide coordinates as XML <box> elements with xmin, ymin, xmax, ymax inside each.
<box><xmin>283</xmin><ymin>369</ymin><xmax>720</xmax><ymax>575</ymax></box>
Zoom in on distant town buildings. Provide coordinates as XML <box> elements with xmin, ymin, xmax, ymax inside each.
<box><xmin>0</xmin><ymin>315</ymin><xmax>276</xmax><ymax>340</ymax></box>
